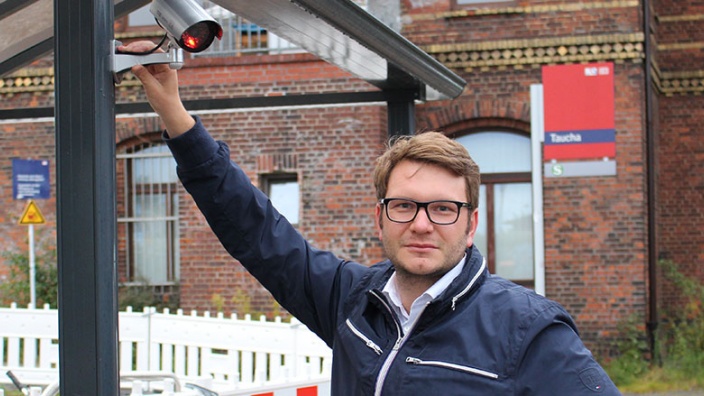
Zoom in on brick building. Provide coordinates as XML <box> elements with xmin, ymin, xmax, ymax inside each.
<box><xmin>0</xmin><ymin>0</ymin><xmax>702</xmax><ymax>357</ymax></box>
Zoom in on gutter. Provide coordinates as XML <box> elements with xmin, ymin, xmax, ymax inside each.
<box><xmin>643</xmin><ymin>0</ymin><xmax>659</xmax><ymax>358</ymax></box>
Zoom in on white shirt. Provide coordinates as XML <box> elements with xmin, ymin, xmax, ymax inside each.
<box><xmin>382</xmin><ymin>255</ymin><xmax>467</xmax><ymax>334</ymax></box>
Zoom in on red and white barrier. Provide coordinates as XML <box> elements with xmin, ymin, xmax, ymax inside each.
<box><xmin>215</xmin><ymin>378</ymin><xmax>331</xmax><ymax>396</ymax></box>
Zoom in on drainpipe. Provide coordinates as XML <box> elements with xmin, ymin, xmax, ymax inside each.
<box><xmin>642</xmin><ymin>0</ymin><xmax>659</xmax><ymax>360</ymax></box>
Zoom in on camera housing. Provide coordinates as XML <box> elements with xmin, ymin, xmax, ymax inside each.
<box><xmin>111</xmin><ymin>0</ymin><xmax>224</xmax><ymax>83</ymax></box>
<box><xmin>150</xmin><ymin>0</ymin><xmax>223</xmax><ymax>53</ymax></box>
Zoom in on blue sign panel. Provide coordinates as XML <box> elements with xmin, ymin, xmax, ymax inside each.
<box><xmin>12</xmin><ymin>159</ymin><xmax>51</xmax><ymax>200</ymax></box>
<box><xmin>545</xmin><ymin>129</ymin><xmax>616</xmax><ymax>145</ymax></box>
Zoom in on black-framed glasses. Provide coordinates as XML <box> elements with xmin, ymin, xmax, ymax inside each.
<box><xmin>379</xmin><ymin>198</ymin><xmax>472</xmax><ymax>225</ymax></box>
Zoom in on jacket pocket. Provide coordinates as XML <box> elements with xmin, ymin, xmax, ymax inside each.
<box><xmin>346</xmin><ymin>319</ymin><xmax>383</xmax><ymax>355</ymax></box>
<box><xmin>406</xmin><ymin>357</ymin><xmax>499</xmax><ymax>380</ymax></box>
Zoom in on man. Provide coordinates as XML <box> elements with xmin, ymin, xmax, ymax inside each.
<box><xmin>122</xmin><ymin>40</ymin><xmax>620</xmax><ymax>395</ymax></box>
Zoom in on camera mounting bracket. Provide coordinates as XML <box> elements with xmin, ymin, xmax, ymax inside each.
<box><xmin>111</xmin><ymin>40</ymin><xmax>184</xmax><ymax>84</ymax></box>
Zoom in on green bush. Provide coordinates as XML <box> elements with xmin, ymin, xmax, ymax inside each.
<box><xmin>0</xmin><ymin>247</ymin><xmax>57</xmax><ymax>308</ymax></box>
<box><xmin>603</xmin><ymin>315</ymin><xmax>649</xmax><ymax>386</ymax></box>
<box><xmin>605</xmin><ymin>259</ymin><xmax>704</xmax><ymax>391</ymax></box>
<box><xmin>118</xmin><ymin>281</ymin><xmax>180</xmax><ymax>312</ymax></box>
<box><xmin>656</xmin><ymin>259</ymin><xmax>704</xmax><ymax>386</ymax></box>
<box><xmin>0</xmin><ymin>243</ymin><xmax>179</xmax><ymax>314</ymax></box>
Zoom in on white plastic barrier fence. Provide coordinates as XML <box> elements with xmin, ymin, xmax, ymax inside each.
<box><xmin>0</xmin><ymin>304</ymin><xmax>332</xmax><ymax>391</ymax></box>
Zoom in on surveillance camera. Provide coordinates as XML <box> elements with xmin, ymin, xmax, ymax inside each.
<box><xmin>150</xmin><ymin>0</ymin><xmax>223</xmax><ymax>53</ymax></box>
<box><xmin>111</xmin><ymin>0</ymin><xmax>223</xmax><ymax>83</ymax></box>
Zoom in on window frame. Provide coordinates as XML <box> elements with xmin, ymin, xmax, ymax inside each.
<box><xmin>455</xmin><ymin>129</ymin><xmax>534</xmax><ymax>289</ymax></box>
<box><xmin>117</xmin><ymin>142</ymin><xmax>180</xmax><ymax>286</ymax></box>
<box><xmin>480</xmin><ymin>172</ymin><xmax>533</xmax><ymax>288</ymax></box>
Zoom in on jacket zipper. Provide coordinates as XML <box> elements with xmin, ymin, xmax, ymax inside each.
<box><xmin>405</xmin><ymin>357</ymin><xmax>499</xmax><ymax>379</ymax></box>
<box><xmin>370</xmin><ymin>290</ymin><xmax>420</xmax><ymax>396</ymax></box>
<box><xmin>371</xmin><ymin>256</ymin><xmax>486</xmax><ymax>395</ymax></box>
<box><xmin>345</xmin><ymin>319</ymin><xmax>383</xmax><ymax>355</ymax></box>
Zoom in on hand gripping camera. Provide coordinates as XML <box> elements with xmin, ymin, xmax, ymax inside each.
<box><xmin>112</xmin><ymin>0</ymin><xmax>223</xmax><ymax>81</ymax></box>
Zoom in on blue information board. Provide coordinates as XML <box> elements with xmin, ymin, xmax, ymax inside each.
<box><xmin>12</xmin><ymin>159</ymin><xmax>51</xmax><ymax>200</ymax></box>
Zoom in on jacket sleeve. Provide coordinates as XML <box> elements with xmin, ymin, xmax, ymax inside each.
<box><xmin>515</xmin><ymin>322</ymin><xmax>622</xmax><ymax>395</ymax></box>
<box><xmin>164</xmin><ymin>118</ymin><xmax>367</xmax><ymax>346</ymax></box>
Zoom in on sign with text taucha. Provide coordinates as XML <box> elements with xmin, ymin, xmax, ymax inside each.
<box><xmin>542</xmin><ymin>63</ymin><xmax>615</xmax><ymax>161</ymax></box>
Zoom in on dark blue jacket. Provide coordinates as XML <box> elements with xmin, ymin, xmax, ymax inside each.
<box><xmin>166</xmin><ymin>118</ymin><xmax>621</xmax><ymax>395</ymax></box>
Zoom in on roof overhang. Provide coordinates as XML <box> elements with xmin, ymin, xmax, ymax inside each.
<box><xmin>0</xmin><ymin>0</ymin><xmax>150</xmax><ymax>76</ymax></box>
<box><xmin>1</xmin><ymin>0</ymin><xmax>465</xmax><ymax>100</ymax></box>
<box><xmin>0</xmin><ymin>0</ymin><xmax>53</xmax><ymax>75</ymax></box>
<box><xmin>212</xmin><ymin>0</ymin><xmax>465</xmax><ymax>100</ymax></box>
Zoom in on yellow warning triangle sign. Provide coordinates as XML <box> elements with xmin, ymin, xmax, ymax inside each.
<box><xmin>19</xmin><ymin>200</ymin><xmax>45</xmax><ymax>225</ymax></box>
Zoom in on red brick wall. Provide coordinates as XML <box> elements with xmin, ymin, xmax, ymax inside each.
<box><xmin>405</xmin><ymin>0</ymin><xmax>649</xmax><ymax>355</ymax></box>
<box><xmin>542</xmin><ymin>64</ymin><xmax>648</xmax><ymax>344</ymax></box>
<box><xmin>2</xmin><ymin>0</ymin><xmax>703</xmax><ymax>357</ymax></box>
<box><xmin>654</xmin><ymin>0</ymin><xmax>704</xmax><ymax>317</ymax></box>
<box><xmin>115</xmin><ymin>61</ymin><xmax>388</xmax><ymax>314</ymax></box>
<box><xmin>402</xmin><ymin>2</ymin><xmax>640</xmax><ymax>44</ymax></box>
<box><xmin>415</xmin><ymin>64</ymin><xmax>649</xmax><ymax>354</ymax></box>
<box><xmin>657</xmin><ymin>94</ymin><xmax>704</xmax><ymax>308</ymax></box>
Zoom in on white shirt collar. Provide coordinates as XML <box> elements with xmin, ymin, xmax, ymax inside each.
<box><xmin>382</xmin><ymin>254</ymin><xmax>467</xmax><ymax>333</ymax></box>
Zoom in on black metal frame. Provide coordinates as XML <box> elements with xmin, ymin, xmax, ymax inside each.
<box><xmin>0</xmin><ymin>90</ymin><xmax>418</xmax><ymax>138</ymax></box>
<box><xmin>55</xmin><ymin>0</ymin><xmax>119</xmax><ymax>394</ymax></box>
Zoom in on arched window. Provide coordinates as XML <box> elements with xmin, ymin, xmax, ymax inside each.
<box><xmin>456</xmin><ymin>131</ymin><xmax>534</xmax><ymax>288</ymax></box>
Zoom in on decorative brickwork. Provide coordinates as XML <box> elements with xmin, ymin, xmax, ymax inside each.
<box><xmin>424</xmin><ymin>33</ymin><xmax>644</xmax><ymax>70</ymax></box>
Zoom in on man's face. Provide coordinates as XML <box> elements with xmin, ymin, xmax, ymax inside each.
<box><xmin>375</xmin><ymin>159</ymin><xmax>478</xmax><ymax>283</ymax></box>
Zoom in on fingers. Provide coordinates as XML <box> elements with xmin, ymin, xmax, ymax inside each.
<box><xmin>118</xmin><ymin>40</ymin><xmax>172</xmax><ymax>84</ymax></box>
<box><xmin>118</xmin><ymin>40</ymin><xmax>163</xmax><ymax>54</ymax></box>
<box><xmin>131</xmin><ymin>64</ymin><xmax>168</xmax><ymax>105</ymax></box>
<box><xmin>130</xmin><ymin>64</ymin><xmax>150</xmax><ymax>82</ymax></box>
<box><xmin>123</xmin><ymin>42</ymin><xmax>175</xmax><ymax>88</ymax></box>
<box><xmin>130</xmin><ymin>64</ymin><xmax>166</xmax><ymax>87</ymax></box>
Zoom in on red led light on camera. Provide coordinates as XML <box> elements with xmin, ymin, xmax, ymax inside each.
<box><xmin>180</xmin><ymin>21</ymin><xmax>223</xmax><ymax>53</ymax></box>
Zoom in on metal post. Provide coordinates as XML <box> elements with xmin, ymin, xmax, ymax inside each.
<box><xmin>28</xmin><ymin>224</ymin><xmax>36</xmax><ymax>309</ymax></box>
<box><xmin>530</xmin><ymin>84</ymin><xmax>546</xmax><ymax>297</ymax></box>
<box><xmin>54</xmin><ymin>0</ymin><xmax>119</xmax><ymax>394</ymax></box>
<box><xmin>387</xmin><ymin>99</ymin><xmax>415</xmax><ymax>136</ymax></box>
<box><xmin>386</xmin><ymin>90</ymin><xmax>417</xmax><ymax>136</ymax></box>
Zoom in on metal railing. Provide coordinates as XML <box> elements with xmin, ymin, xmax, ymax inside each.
<box><xmin>196</xmin><ymin>1</ymin><xmax>302</xmax><ymax>57</ymax></box>
<box><xmin>196</xmin><ymin>0</ymin><xmax>369</xmax><ymax>57</ymax></box>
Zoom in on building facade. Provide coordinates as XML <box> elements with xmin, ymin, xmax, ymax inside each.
<box><xmin>0</xmin><ymin>0</ymin><xmax>702</xmax><ymax>357</ymax></box>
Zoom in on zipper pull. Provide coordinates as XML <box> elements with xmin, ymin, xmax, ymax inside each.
<box><xmin>367</xmin><ymin>341</ymin><xmax>383</xmax><ymax>355</ymax></box>
<box><xmin>406</xmin><ymin>357</ymin><xmax>421</xmax><ymax>364</ymax></box>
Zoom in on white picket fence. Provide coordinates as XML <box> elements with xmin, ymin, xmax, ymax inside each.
<box><xmin>0</xmin><ymin>303</ymin><xmax>332</xmax><ymax>392</ymax></box>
